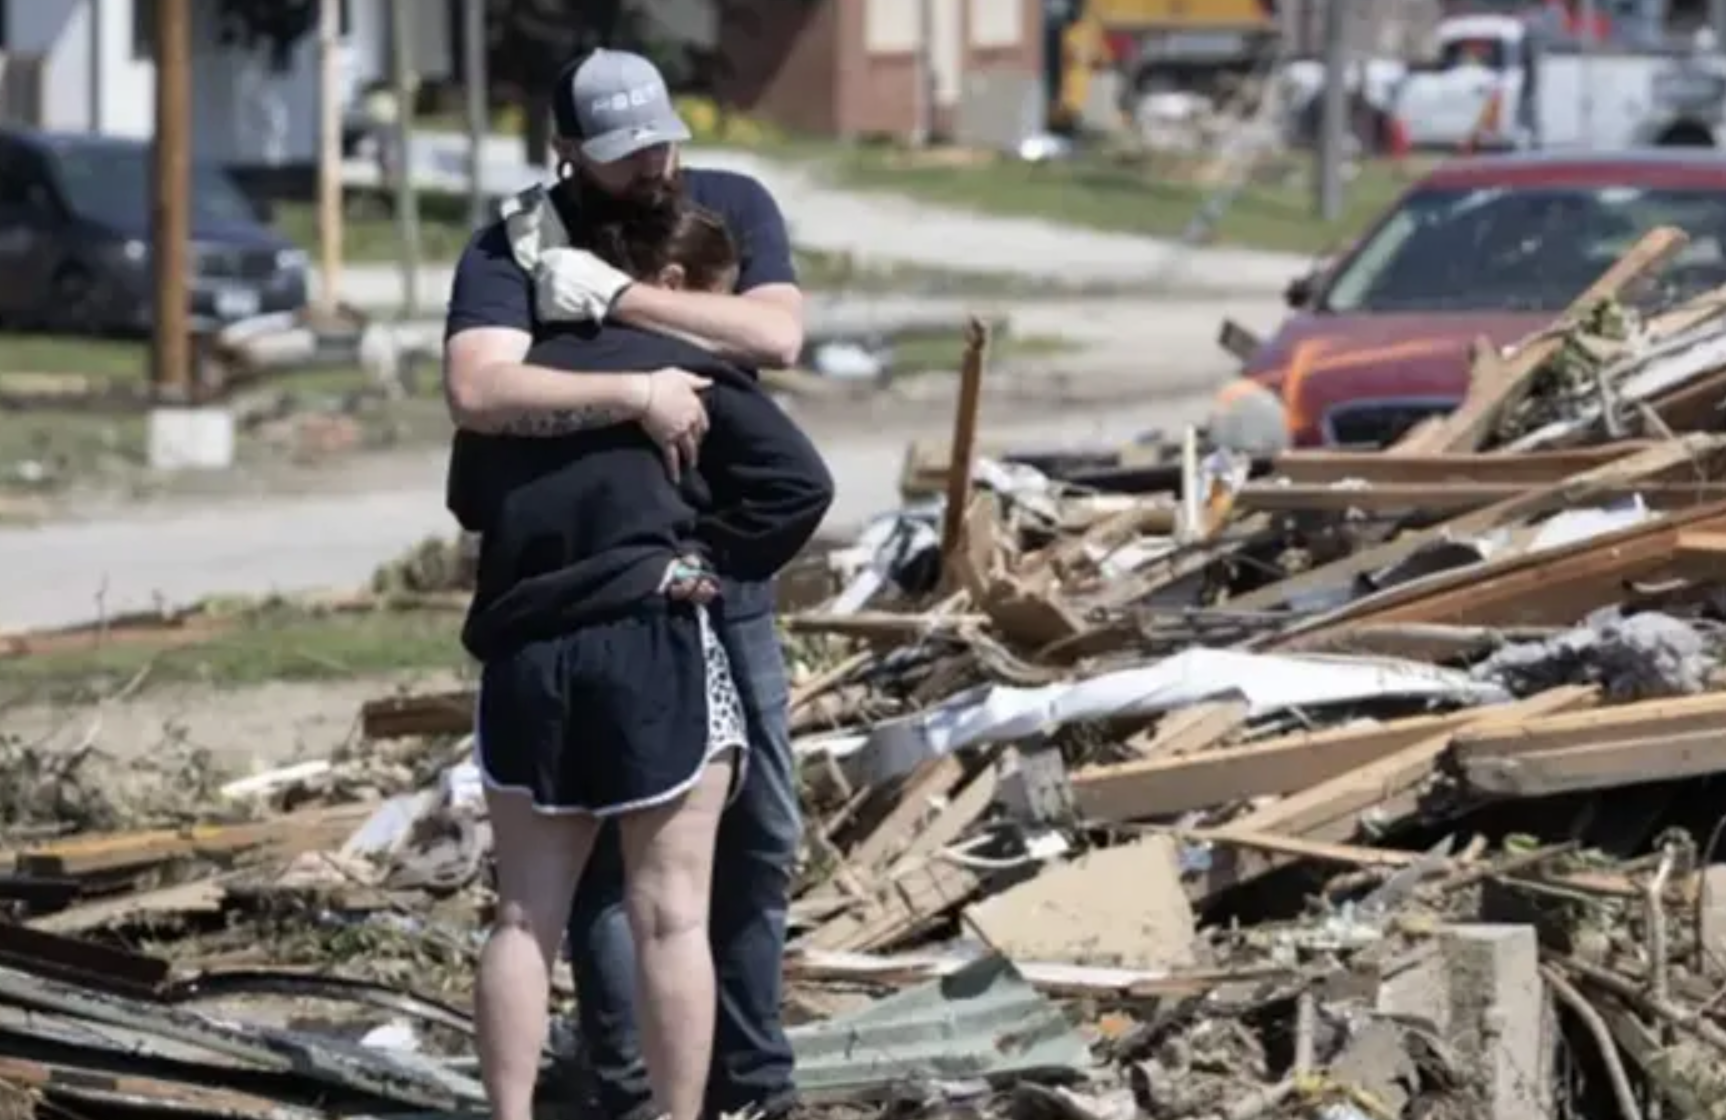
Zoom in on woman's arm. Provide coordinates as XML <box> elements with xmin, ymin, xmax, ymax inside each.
<box><xmin>694</xmin><ymin>378</ymin><xmax>834</xmax><ymax>579</ymax></box>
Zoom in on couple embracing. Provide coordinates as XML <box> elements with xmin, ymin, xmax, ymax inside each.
<box><xmin>441</xmin><ymin>47</ymin><xmax>830</xmax><ymax>1120</ymax></box>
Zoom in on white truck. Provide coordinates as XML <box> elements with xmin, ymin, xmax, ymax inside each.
<box><xmin>1282</xmin><ymin>10</ymin><xmax>1726</xmax><ymax>152</ymax></box>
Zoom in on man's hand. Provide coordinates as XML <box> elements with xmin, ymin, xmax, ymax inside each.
<box><xmin>633</xmin><ymin>367</ymin><xmax>712</xmax><ymax>478</ymax></box>
<box><xmin>534</xmin><ymin>248</ymin><xmax>634</xmax><ymax>323</ymax></box>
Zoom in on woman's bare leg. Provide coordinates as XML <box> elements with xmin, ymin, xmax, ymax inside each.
<box><xmin>618</xmin><ymin>759</ymin><xmax>735</xmax><ymax>1120</ymax></box>
<box><xmin>477</xmin><ymin>789</ymin><xmax>600</xmax><ymax>1120</ymax></box>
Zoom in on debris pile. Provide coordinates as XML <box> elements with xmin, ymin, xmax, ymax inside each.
<box><xmin>12</xmin><ymin>226</ymin><xmax>1726</xmax><ymax>1116</ymax></box>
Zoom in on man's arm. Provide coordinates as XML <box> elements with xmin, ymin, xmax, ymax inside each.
<box><xmin>445</xmin><ymin>327</ymin><xmax>650</xmax><ymax>434</ymax></box>
<box><xmin>608</xmin><ymin>173</ymin><xmax>805</xmax><ymax>368</ymax></box>
<box><xmin>443</xmin><ymin>225</ymin><xmax>707</xmax><ymax>448</ymax></box>
<box><xmin>610</xmin><ymin>284</ymin><xmax>803</xmax><ymax>369</ymax></box>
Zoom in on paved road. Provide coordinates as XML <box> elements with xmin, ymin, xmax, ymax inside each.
<box><xmin>323</xmin><ymin>140</ymin><xmax>1310</xmax><ymax>310</ymax></box>
<box><xmin>2</xmin><ymin>293</ymin><xmax>1284</xmax><ymax>633</ymax></box>
<box><xmin>0</xmin><ymin>392</ymin><xmax>1221</xmax><ymax>633</ymax></box>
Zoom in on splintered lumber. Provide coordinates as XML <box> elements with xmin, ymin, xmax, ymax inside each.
<box><xmin>1455</xmin><ymin>691</ymin><xmax>1726</xmax><ymax>797</ymax></box>
<box><xmin>1236</xmin><ymin>433</ymin><xmax>1726</xmax><ymax>616</ymax></box>
<box><xmin>1651</xmin><ymin>364</ymin><xmax>1726</xmax><ymax>432</ymax></box>
<box><xmin>1073</xmin><ymin>709</ymin><xmax>1487</xmax><ymax>823</ymax></box>
<box><xmin>1235</xmin><ymin>479</ymin><xmax>1726</xmax><ymax>515</ymax></box>
<box><xmin>10</xmin><ymin>803</ymin><xmax>374</xmax><ymax>878</ymax></box>
<box><xmin>1270</xmin><ymin>445</ymin><xmax>1652</xmax><ymax>487</ymax></box>
<box><xmin>785</xmin><ymin>948</ymin><xmax>1293</xmax><ymax>998</ymax></box>
<box><xmin>1394</xmin><ymin>226</ymin><xmax>1688</xmax><ymax>455</ymax></box>
<box><xmin>1120</xmin><ymin>699</ymin><xmax>1250</xmax><ymax>759</ymax></box>
<box><xmin>361</xmin><ymin>689</ymin><xmax>476</xmax><ymax>739</ymax></box>
<box><xmin>940</xmin><ymin>318</ymin><xmax>989</xmax><ymax>579</ymax></box>
<box><xmin>1274</xmin><ymin>495</ymin><xmax>1726</xmax><ymax>649</ymax></box>
<box><xmin>798</xmin><ymin>856</ymin><xmax>980</xmax><ymax>953</ymax></box>
<box><xmin>1188</xmin><ymin>687</ymin><xmax>1599</xmax><ymax>902</ymax></box>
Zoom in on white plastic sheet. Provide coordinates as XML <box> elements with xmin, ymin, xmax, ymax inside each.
<box><xmin>800</xmin><ymin>647</ymin><xmax>1508</xmax><ymax>788</ymax></box>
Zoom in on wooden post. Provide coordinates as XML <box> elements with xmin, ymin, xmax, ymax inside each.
<box><xmin>317</xmin><ymin>0</ymin><xmax>344</xmax><ymax>315</ymax></box>
<box><xmin>463</xmin><ymin>0</ymin><xmax>489</xmax><ymax>230</ymax></box>
<box><xmin>389</xmin><ymin>0</ymin><xmax>422</xmax><ymax>316</ymax></box>
<box><xmin>940</xmin><ymin>317</ymin><xmax>989</xmax><ymax>573</ymax></box>
<box><xmin>150</xmin><ymin>0</ymin><xmax>192</xmax><ymax>400</ymax></box>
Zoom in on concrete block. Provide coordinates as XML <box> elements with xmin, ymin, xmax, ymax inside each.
<box><xmin>147</xmin><ymin>407</ymin><xmax>236</xmax><ymax>471</ymax></box>
<box><xmin>1377</xmin><ymin>924</ymin><xmax>1552</xmax><ymax>1120</ymax></box>
<box><xmin>1698</xmin><ymin>865</ymin><xmax>1726</xmax><ymax>974</ymax></box>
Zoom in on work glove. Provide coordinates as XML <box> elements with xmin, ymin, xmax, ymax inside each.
<box><xmin>498</xmin><ymin>184</ymin><xmax>632</xmax><ymax>324</ymax></box>
<box><xmin>532</xmin><ymin>246</ymin><xmax>633</xmax><ymax>324</ymax></box>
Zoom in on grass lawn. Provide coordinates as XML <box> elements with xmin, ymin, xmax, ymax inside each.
<box><xmin>823</xmin><ymin>146</ymin><xmax>1419</xmax><ymax>257</ymax></box>
<box><xmin>1</xmin><ymin>604</ymin><xmax>467</xmax><ymax>706</ymax></box>
<box><xmin>0</xmin><ymin>335</ymin><xmax>449</xmax><ymax>500</ymax></box>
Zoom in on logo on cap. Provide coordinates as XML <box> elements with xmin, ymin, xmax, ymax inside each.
<box><xmin>591</xmin><ymin>85</ymin><xmax>661</xmax><ymax>116</ymax></box>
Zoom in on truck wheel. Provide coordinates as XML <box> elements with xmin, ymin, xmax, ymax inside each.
<box><xmin>1657</xmin><ymin>120</ymin><xmax>1714</xmax><ymax>147</ymax></box>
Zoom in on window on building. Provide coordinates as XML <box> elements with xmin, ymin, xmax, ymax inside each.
<box><xmin>134</xmin><ymin>0</ymin><xmax>158</xmax><ymax>59</ymax></box>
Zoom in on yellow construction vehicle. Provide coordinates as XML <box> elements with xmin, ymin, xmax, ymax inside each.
<box><xmin>1049</xmin><ymin>0</ymin><xmax>1282</xmax><ymax>129</ymax></box>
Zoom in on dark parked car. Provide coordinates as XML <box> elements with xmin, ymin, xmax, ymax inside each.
<box><xmin>0</xmin><ymin>128</ymin><xmax>309</xmax><ymax>336</ymax></box>
<box><xmin>1236</xmin><ymin>150</ymin><xmax>1726</xmax><ymax>448</ymax></box>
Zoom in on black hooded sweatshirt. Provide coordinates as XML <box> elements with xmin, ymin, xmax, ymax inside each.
<box><xmin>452</xmin><ymin>326</ymin><xmax>833</xmax><ymax>662</ymax></box>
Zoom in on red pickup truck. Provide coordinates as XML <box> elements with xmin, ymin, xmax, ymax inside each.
<box><xmin>1231</xmin><ymin>151</ymin><xmax>1726</xmax><ymax>448</ymax></box>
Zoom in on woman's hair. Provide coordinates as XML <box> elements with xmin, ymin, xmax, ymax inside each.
<box><xmin>584</xmin><ymin>198</ymin><xmax>739</xmax><ymax>291</ymax></box>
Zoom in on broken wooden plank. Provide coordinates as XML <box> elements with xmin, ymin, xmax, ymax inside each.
<box><xmin>784</xmin><ymin>947</ymin><xmax>1294</xmax><ymax>998</ymax></box>
<box><xmin>1121</xmin><ymin>699</ymin><xmax>1250</xmax><ymax>759</ymax></box>
<box><xmin>800</xmin><ymin>856</ymin><xmax>980</xmax><ymax>952</ymax></box>
<box><xmin>1236</xmin><ymin>480</ymin><xmax>1726</xmax><ymax>515</ymax></box>
<box><xmin>1188</xmin><ymin>687</ymin><xmax>1599</xmax><ymax>903</ymax></box>
<box><xmin>1233</xmin><ymin>434</ymin><xmax>1726</xmax><ymax>614</ymax></box>
<box><xmin>12</xmin><ymin>803</ymin><xmax>374</xmax><ymax>879</ymax></box>
<box><xmin>1073</xmin><ymin>709</ymin><xmax>1487</xmax><ymax>824</ymax></box>
<box><xmin>1462</xmin><ymin>727</ymin><xmax>1726</xmax><ymax>798</ymax></box>
<box><xmin>1169</xmin><ymin>827</ymin><xmax>1438</xmax><ymax>869</ymax></box>
<box><xmin>28</xmin><ymin>879</ymin><xmax>229</xmax><ymax>935</ymax></box>
<box><xmin>361</xmin><ymin>689</ymin><xmax>475</xmax><ymax>740</ymax></box>
<box><xmin>1454</xmin><ymin>692</ymin><xmax>1726</xmax><ymax>796</ymax></box>
<box><xmin>1271</xmin><ymin>445</ymin><xmax>1650</xmax><ymax>487</ymax></box>
<box><xmin>1270</xmin><ymin>493</ymin><xmax>1726</xmax><ymax>649</ymax></box>
<box><xmin>1452</xmin><ymin>691</ymin><xmax>1726</xmax><ymax>760</ymax></box>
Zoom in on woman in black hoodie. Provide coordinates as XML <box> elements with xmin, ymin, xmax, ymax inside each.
<box><xmin>460</xmin><ymin>200</ymin><xmax>832</xmax><ymax>1120</ymax></box>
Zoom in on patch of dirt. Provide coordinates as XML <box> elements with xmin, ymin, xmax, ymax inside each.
<box><xmin>2</xmin><ymin>669</ymin><xmax>466</xmax><ymax>771</ymax></box>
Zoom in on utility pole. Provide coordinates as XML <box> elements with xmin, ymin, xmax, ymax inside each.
<box><xmin>317</xmin><ymin>0</ymin><xmax>344</xmax><ymax>315</ymax></box>
<box><xmin>389</xmin><ymin>0</ymin><xmax>422</xmax><ymax>316</ymax></box>
<box><xmin>464</xmin><ymin>0</ymin><xmax>488</xmax><ymax>229</ymax></box>
<box><xmin>912</xmin><ymin>0</ymin><xmax>935</xmax><ymax>146</ymax></box>
<box><xmin>1315</xmin><ymin>0</ymin><xmax>1348</xmax><ymax>223</ymax></box>
<box><xmin>151</xmin><ymin>0</ymin><xmax>191</xmax><ymax>400</ymax></box>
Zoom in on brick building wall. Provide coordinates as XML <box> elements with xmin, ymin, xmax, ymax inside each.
<box><xmin>718</xmin><ymin>0</ymin><xmax>1043</xmax><ymax>141</ymax></box>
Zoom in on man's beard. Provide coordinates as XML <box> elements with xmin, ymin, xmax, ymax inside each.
<box><xmin>555</xmin><ymin>164</ymin><xmax>685</xmax><ymax>228</ymax></box>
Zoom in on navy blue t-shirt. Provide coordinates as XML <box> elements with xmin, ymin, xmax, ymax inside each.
<box><xmin>445</xmin><ymin>168</ymin><xmax>797</xmax><ymax>339</ymax></box>
<box><xmin>444</xmin><ymin>168</ymin><xmax>799</xmax><ymax>621</ymax></box>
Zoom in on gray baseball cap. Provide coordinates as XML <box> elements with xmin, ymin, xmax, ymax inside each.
<box><xmin>551</xmin><ymin>48</ymin><xmax>692</xmax><ymax>164</ymax></box>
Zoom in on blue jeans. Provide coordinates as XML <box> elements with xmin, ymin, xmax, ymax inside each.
<box><xmin>565</xmin><ymin>608</ymin><xmax>799</xmax><ymax>1120</ymax></box>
